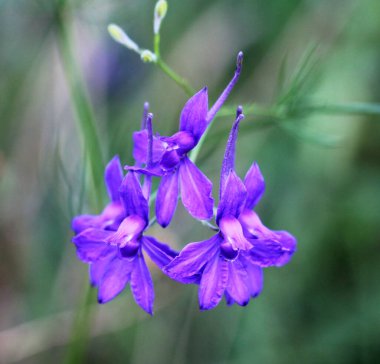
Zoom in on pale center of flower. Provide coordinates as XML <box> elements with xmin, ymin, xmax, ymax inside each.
<box><xmin>160</xmin><ymin>131</ymin><xmax>196</xmax><ymax>171</ymax></box>
<box><xmin>219</xmin><ymin>215</ymin><xmax>252</xmax><ymax>252</ymax></box>
<box><xmin>105</xmin><ymin>215</ymin><xmax>146</xmax><ymax>248</ymax></box>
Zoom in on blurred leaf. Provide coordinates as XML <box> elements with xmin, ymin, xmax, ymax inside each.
<box><xmin>277</xmin><ymin>44</ymin><xmax>320</xmax><ymax>107</ymax></box>
<box><xmin>301</xmin><ymin>101</ymin><xmax>380</xmax><ymax>117</ymax></box>
<box><xmin>276</xmin><ymin>52</ymin><xmax>289</xmax><ymax>98</ymax></box>
<box><xmin>278</xmin><ymin>120</ymin><xmax>342</xmax><ymax>147</ymax></box>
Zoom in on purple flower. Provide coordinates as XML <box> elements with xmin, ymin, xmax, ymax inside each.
<box><xmin>72</xmin><ymin>117</ymin><xmax>177</xmax><ymax>314</ymax></box>
<box><xmin>131</xmin><ymin>52</ymin><xmax>244</xmax><ymax>228</ymax></box>
<box><xmin>164</xmin><ymin>107</ymin><xmax>296</xmax><ymax>310</ymax></box>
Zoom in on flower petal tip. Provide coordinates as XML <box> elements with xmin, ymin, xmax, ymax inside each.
<box><xmin>199</xmin><ymin>303</ymin><xmax>216</xmax><ymax>311</ymax></box>
<box><xmin>158</xmin><ymin>220</ymin><xmax>169</xmax><ymax>229</ymax></box>
<box><xmin>89</xmin><ymin>279</ymin><xmax>97</xmax><ymax>288</ymax></box>
<box><xmin>236</xmin><ymin>51</ymin><xmax>243</xmax><ymax>71</ymax></box>
<box><xmin>199</xmin><ymin>304</ymin><xmax>208</xmax><ymax>311</ymax></box>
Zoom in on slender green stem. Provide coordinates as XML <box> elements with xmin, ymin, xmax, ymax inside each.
<box><xmin>56</xmin><ymin>2</ymin><xmax>104</xmax><ymax>211</ymax></box>
<box><xmin>300</xmin><ymin>101</ymin><xmax>380</xmax><ymax>116</ymax></box>
<box><xmin>154</xmin><ymin>34</ymin><xmax>160</xmax><ymax>58</ymax></box>
<box><xmin>188</xmin><ymin>120</ymin><xmax>212</xmax><ymax>163</ymax></box>
<box><xmin>63</xmin><ymin>284</ymin><xmax>96</xmax><ymax>364</ymax></box>
<box><xmin>218</xmin><ymin>103</ymin><xmax>281</xmax><ymax>119</ymax></box>
<box><xmin>152</xmin><ymin>27</ymin><xmax>194</xmax><ymax>96</ymax></box>
<box><xmin>56</xmin><ymin>1</ymin><xmax>104</xmax><ymax>362</ymax></box>
<box><xmin>156</xmin><ymin>59</ymin><xmax>195</xmax><ymax>96</ymax></box>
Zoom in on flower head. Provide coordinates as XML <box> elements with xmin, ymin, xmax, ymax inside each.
<box><xmin>71</xmin><ymin>116</ymin><xmax>177</xmax><ymax>314</ymax></box>
<box><xmin>164</xmin><ymin>107</ymin><xmax>296</xmax><ymax>310</ymax></box>
<box><xmin>131</xmin><ymin>52</ymin><xmax>244</xmax><ymax>228</ymax></box>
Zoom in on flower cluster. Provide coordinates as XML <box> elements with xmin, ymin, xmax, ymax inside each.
<box><xmin>71</xmin><ymin>52</ymin><xmax>296</xmax><ymax>314</ymax></box>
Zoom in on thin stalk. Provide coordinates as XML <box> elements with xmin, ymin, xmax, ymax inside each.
<box><xmin>154</xmin><ymin>33</ymin><xmax>160</xmax><ymax>58</ymax></box>
<box><xmin>156</xmin><ymin>59</ymin><xmax>195</xmax><ymax>96</ymax></box>
<box><xmin>56</xmin><ymin>1</ymin><xmax>104</xmax><ymax>362</ymax></box>
<box><xmin>300</xmin><ymin>101</ymin><xmax>380</xmax><ymax>116</ymax></box>
<box><xmin>63</xmin><ymin>284</ymin><xmax>96</xmax><ymax>364</ymax></box>
<box><xmin>152</xmin><ymin>27</ymin><xmax>194</xmax><ymax>95</ymax></box>
<box><xmin>189</xmin><ymin>118</ymin><xmax>213</xmax><ymax>163</ymax></box>
<box><xmin>218</xmin><ymin>103</ymin><xmax>281</xmax><ymax>119</ymax></box>
<box><xmin>56</xmin><ymin>2</ymin><xmax>104</xmax><ymax>211</ymax></box>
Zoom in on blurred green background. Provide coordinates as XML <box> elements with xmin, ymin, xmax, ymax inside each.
<box><xmin>0</xmin><ymin>0</ymin><xmax>380</xmax><ymax>363</ymax></box>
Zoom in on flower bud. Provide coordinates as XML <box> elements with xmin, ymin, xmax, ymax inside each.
<box><xmin>107</xmin><ymin>24</ymin><xmax>140</xmax><ymax>53</ymax></box>
<box><xmin>153</xmin><ymin>0</ymin><xmax>168</xmax><ymax>34</ymax></box>
<box><xmin>140</xmin><ymin>50</ymin><xmax>158</xmax><ymax>63</ymax></box>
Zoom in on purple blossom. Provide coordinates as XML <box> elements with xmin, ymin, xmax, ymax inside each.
<box><xmin>72</xmin><ymin>116</ymin><xmax>177</xmax><ymax>314</ymax></box>
<box><xmin>164</xmin><ymin>107</ymin><xmax>296</xmax><ymax>310</ymax></box>
<box><xmin>131</xmin><ymin>52</ymin><xmax>244</xmax><ymax>228</ymax></box>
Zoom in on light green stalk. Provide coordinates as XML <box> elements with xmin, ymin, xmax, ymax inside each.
<box><xmin>56</xmin><ymin>1</ymin><xmax>104</xmax><ymax>363</ymax></box>
<box><xmin>153</xmin><ymin>23</ymin><xmax>195</xmax><ymax>96</ymax></box>
<box><xmin>56</xmin><ymin>1</ymin><xmax>105</xmax><ymax>211</ymax></box>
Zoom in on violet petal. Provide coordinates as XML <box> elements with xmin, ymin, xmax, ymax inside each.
<box><xmin>219</xmin><ymin>216</ymin><xmax>252</xmax><ymax>251</ymax></box>
<box><xmin>164</xmin><ymin>234</ymin><xmax>221</xmax><ymax>281</ymax></box>
<box><xmin>206</xmin><ymin>51</ymin><xmax>243</xmax><ymax>123</ymax></box>
<box><xmin>119</xmin><ymin>172</ymin><xmax>149</xmax><ymax>222</ymax></box>
<box><xmin>239</xmin><ymin>210</ymin><xmax>297</xmax><ymax>267</ymax></box>
<box><xmin>199</xmin><ymin>255</ymin><xmax>229</xmax><ymax>311</ymax></box>
<box><xmin>179</xmin><ymin>87</ymin><xmax>208</xmax><ymax>142</ymax></box>
<box><xmin>72</xmin><ymin>228</ymin><xmax>114</xmax><ymax>263</ymax></box>
<box><xmin>71</xmin><ymin>202</ymin><xmax>124</xmax><ymax>234</ymax></box>
<box><xmin>125</xmin><ymin>165</ymin><xmax>163</xmax><ymax>177</ymax></box>
<box><xmin>216</xmin><ymin>171</ymin><xmax>247</xmax><ymax>223</ymax></box>
<box><xmin>142</xmin><ymin>236</ymin><xmax>178</xmax><ymax>269</ymax></box>
<box><xmin>130</xmin><ymin>253</ymin><xmax>154</xmax><ymax>315</ymax></box>
<box><xmin>239</xmin><ymin>253</ymin><xmax>263</xmax><ymax>298</ymax></box>
<box><xmin>179</xmin><ymin>157</ymin><xmax>214</xmax><ymax>221</ymax></box>
<box><xmin>97</xmin><ymin>256</ymin><xmax>134</xmax><ymax>303</ymax></box>
<box><xmin>161</xmin><ymin>131</ymin><xmax>196</xmax><ymax>154</ymax></box>
<box><xmin>156</xmin><ymin>170</ymin><xmax>179</xmax><ymax>228</ymax></box>
<box><xmin>105</xmin><ymin>155</ymin><xmax>123</xmax><ymax>203</ymax></box>
<box><xmin>225</xmin><ymin>259</ymin><xmax>250</xmax><ymax>306</ymax></box>
<box><xmin>89</xmin><ymin>251</ymin><xmax>117</xmax><ymax>286</ymax></box>
<box><xmin>220</xmin><ymin>111</ymin><xmax>244</xmax><ymax>197</ymax></box>
<box><xmin>105</xmin><ymin>215</ymin><xmax>146</xmax><ymax>247</ymax></box>
<box><xmin>72</xmin><ymin>214</ymin><xmax>101</xmax><ymax>234</ymax></box>
<box><xmin>244</xmin><ymin>162</ymin><xmax>265</xmax><ymax>209</ymax></box>
<box><xmin>247</xmin><ymin>239</ymin><xmax>289</xmax><ymax>267</ymax></box>
<box><xmin>132</xmin><ymin>129</ymin><xmax>165</xmax><ymax>165</ymax></box>
<box><xmin>160</xmin><ymin>149</ymin><xmax>181</xmax><ymax>170</ymax></box>
<box><xmin>226</xmin><ymin>254</ymin><xmax>263</xmax><ymax>304</ymax></box>
<box><xmin>224</xmin><ymin>291</ymin><xmax>235</xmax><ymax>306</ymax></box>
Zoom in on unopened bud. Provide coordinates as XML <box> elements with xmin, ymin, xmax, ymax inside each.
<box><xmin>140</xmin><ymin>50</ymin><xmax>157</xmax><ymax>63</ymax></box>
<box><xmin>108</xmin><ymin>24</ymin><xmax>140</xmax><ymax>53</ymax></box>
<box><xmin>236</xmin><ymin>51</ymin><xmax>243</xmax><ymax>73</ymax></box>
<box><xmin>236</xmin><ymin>105</ymin><xmax>243</xmax><ymax>118</ymax></box>
<box><xmin>154</xmin><ymin>0</ymin><xmax>168</xmax><ymax>34</ymax></box>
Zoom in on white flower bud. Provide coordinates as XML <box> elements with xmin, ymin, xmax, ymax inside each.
<box><xmin>107</xmin><ymin>24</ymin><xmax>140</xmax><ymax>53</ymax></box>
<box><xmin>153</xmin><ymin>0</ymin><xmax>168</xmax><ymax>34</ymax></box>
<box><xmin>140</xmin><ymin>50</ymin><xmax>158</xmax><ymax>63</ymax></box>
